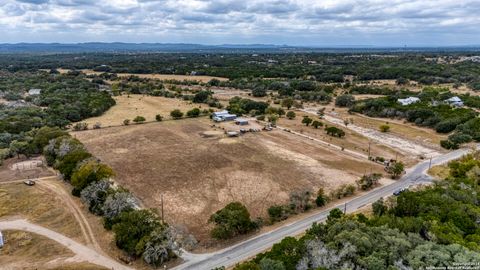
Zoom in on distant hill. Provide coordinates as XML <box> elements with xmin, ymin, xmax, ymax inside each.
<box><xmin>0</xmin><ymin>43</ymin><xmax>479</xmax><ymax>53</ymax></box>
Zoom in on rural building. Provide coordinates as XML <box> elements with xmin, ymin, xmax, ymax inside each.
<box><xmin>28</xmin><ymin>88</ymin><xmax>41</xmax><ymax>95</ymax></box>
<box><xmin>0</xmin><ymin>231</ymin><xmax>3</xmax><ymax>248</ymax></box>
<box><xmin>444</xmin><ymin>96</ymin><xmax>464</xmax><ymax>107</ymax></box>
<box><xmin>212</xmin><ymin>110</ymin><xmax>237</xmax><ymax>122</ymax></box>
<box><xmin>397</xmin><ymin>97</ymin><xmax>420</xmax><ymax>106</ymax></box>
<box><xmin>235</xmin><ymin>118</ymin><xmax>249</xmax><ymax>126</ymax></box>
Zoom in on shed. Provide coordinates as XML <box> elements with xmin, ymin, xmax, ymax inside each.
<box><xmin>445</xmin><ymin>96</ymin><xmax>464</xmax><ymax>107</ymax></box>
<box><xmin>212</xmin><ymin>110</ymin><xmax>236</xmax><ymax>121</ymax></box>
<box><xmin>226</xmin><ymin>131</ymin><xmax>239</xmax><ymax>137</ymax></box>
<box><xmin>235</xmin><ymin>119</ymin><xmax>249</xmax><ymax>126</ymax></box>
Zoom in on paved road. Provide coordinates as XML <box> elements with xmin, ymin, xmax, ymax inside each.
<box><xmin>0</xmin><ymin>219</ymin><xmax>133</xmax><ymax>270</ymax></box>
<box><xmin>174</xmin><ymin>147</ymin><xmax>473</xmax><ymax>270</ymax></box>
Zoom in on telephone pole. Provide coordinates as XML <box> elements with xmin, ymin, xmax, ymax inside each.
<box><xmin>429</xmin><ymin>157</ymin><xmax>432</xmax><ymax>170</ymax></box>
<box><xmin>161</xmin><ymin>194</ymin><xmax>164</xmax><ymax>224</ymax></box>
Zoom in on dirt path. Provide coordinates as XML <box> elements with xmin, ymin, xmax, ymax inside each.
<box><xmin>0</xmin><ymin>219</ymin><xmax>132</xmax><ymax>270</ymax></box>
<box><xmin>1</xmin><ymin>176</ymin><xmax>102</xmax><ymax>252</ymax></box>
<box><xmin>38</xmin><ymin>179</ymin><xmax>103</xmax><ymax>252</ymax></box>
<box><xmin>301</xmin><ymin>108</ymin><xmax>439</xmax><ymax>157</ymax></box>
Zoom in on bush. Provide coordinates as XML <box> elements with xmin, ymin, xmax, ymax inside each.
<box><xmin>302</xmin><ymin>116</ymin><xmax>313</xmax><ymax>126</ymax></box>
<box><xmin>80</xmin><ymin>180</ymin><xmax>111</xmax><ymax>215</ymax></box>
<box><xmin>170</xmin><ymin>109</ymin><xmax>184</xmax><ymax>119</ymax></box>
<box><xmin>379</xmin><ymin>125</ymin><xmax>390</xmax><ymax>132</ymax></box>
<box><xmin>133</xmin><ymin>116</ymin><xmax>146</xmax><ymax>124</ymax></box>
<box><xmin>268</xmin><ymin>205</ymin><xmax>288</xmax><ymax>223</ymax></box>
<box><xmin>356</xmin><ymin>173</ymin><xmax>382</xmax><ymax>190</ymax></box>
<box><xmin>186</xmin><ymin>108</ymin><xmax>201</xmax><ymax>117</ymax></box>
<box><xmin>155</xmin><ymin>114</ymin><xmax>163</xmax><ymax>121</ymax></box>
<box><xmin>123</xmin><ymin>119</ymin><xmax>130</xmax><ymax>125</ymax></box>
<box><xmin>440</xmin><ymin>139</ymin><xmax>459</xmax><ymax>150</ymax></box>
<box><xmin>209</xmin><ymin>202</ymin><xmax>256</xmax><ymax>239</ymax></box>
<box><xmin>193</xmin><ymin>90</ymin><xmax>212</xmax><ymax>103</ymax></box>
<box><xmin>312</xmin><ymin>120</ymin><xmax>323</xmax><ymax>129</ymax></box>
<box><xmin>73</xmin><ymin>122</ymin><xmax>88</xmax><ymax>131</ymax></box>
<box><xmin>286</xmin><ymin>111</ymin><xmax>296</xmax><ymax>119</ymax></box>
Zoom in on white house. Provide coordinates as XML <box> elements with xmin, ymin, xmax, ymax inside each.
<box><xmin>398</xmin><ymin>97</ymin><xmax>420</xmax><ymax>106</ymax></box>
<box><xmin>212</xmin><ymin>110</ymin><xmax>237</xmax><ymax>122</ymax></box>
<box><xmin>444</xmin><ymin>96</ymin><xmax>464</xmax><ymax>107</ymax></box>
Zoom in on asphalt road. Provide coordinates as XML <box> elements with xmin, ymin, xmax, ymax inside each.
<box><xmin>174</xmin><ymin>147</ymin><xmax>473</xmax><ymax>270</ymax></box>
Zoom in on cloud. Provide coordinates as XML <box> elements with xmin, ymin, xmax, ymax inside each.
<box><xmin>0</xmin><ymin>0</ymin><xmax>479</xmax><ymax>45</ymax></box>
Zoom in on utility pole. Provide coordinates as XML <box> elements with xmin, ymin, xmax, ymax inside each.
<box><xmin>368</xmin><ymin>140</ymin><xmax>371</xmax><ymax>160</ymax></box>
<box><xmin>344</xmin><ymin>202</ymin><xmax>347</xmax><ymax>214</ymax></box>
<box><xmin>161</xmin><ymin>194</ymin><xmax>164</xmax><ymax>224</ymax></box>
<box><xmin>429</xmin><ymin>157</ymin><xmax>432</xmax><ymax>170</ymax></box>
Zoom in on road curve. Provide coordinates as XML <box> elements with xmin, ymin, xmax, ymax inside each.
<box><xmin>0</xmin><ymin>219</ymin><xmax>133</xmax><ymax>270</ymax></box>
<box><xmin>175</xmin><ymin>147</ymin><xmax>474</xmax><ymax>270</ymax></box>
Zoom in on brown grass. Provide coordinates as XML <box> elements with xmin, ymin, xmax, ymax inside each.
<box><xmin>56</xmin><ymin>68</ymin><xmax>228</xmax><ymax>83</ymax></box>
<box><xmin>74</xmin><ymin>118</ymin><xmax>384</xmax><ymax>245</ymax></box>
<box><xmin>0</xmin><ymin>182</ymin><xmax>83</xmax><ymax>241</ymax></box>
<box><xmin>76</xmin><ymin>94</ymin><xmax>202</xmax><ymax>127</ymax></box>
<box><xmin>428</xmin><ymin>165</ymin><xmax>450</xmax><ymax>180</ymax></box>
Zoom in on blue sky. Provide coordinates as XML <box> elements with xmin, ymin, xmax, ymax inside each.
<box><xmin>0</xmin><ymin>0</ymin><xmax>479</xmax><ymax>46</ymax></box>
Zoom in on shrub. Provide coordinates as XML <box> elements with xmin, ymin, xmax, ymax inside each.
<box><xmin>356</xmin><ymin>173</ymin><xmax>382</xmax><ymax>191</ymax></box>
<box><xmin>193</xmin><ymin>90</ymin><xmax>212</xmax><ymax>103</ymax></box>
<box><xmin>73</xmin><ymin>122</ymin><xmax>88</xmax><ymax>131</ymax></box>
<box><xmin>186</xmin><ymin>108</ymin><xmax>201</xmax><ymax>117</ymax></box>
<box><xmin>252</xmin><ymin>87</ymin><xmax>267</xmax><ymax>97</ymax></box>
<box><xmin>155</xmin><ymin>114</ymin><xmax>163</xmax><ymax>121</ymax></box>
<box><xmin>80</xmin><ymin>180</ymin><xmax>111</xmax><ymax>215</ymax></box>
<box><xmin>325</xmin><ymin>126</ymin><xmax>345</xmax><ymax>137</ymax></box>
<box><xmin>286</xmin><ymin>111</ymin><xmax>296</xmax><ymax>119</ymax></box>
<box><xmin>379</xmin><ymin>125</ymin><xmax>390</xmax><ymax>133</ymax></box>
<box><xmin>268</xmin><ymin>205</ymin><xmax>288</xmax><ymax>223</ymax></box>
<box><xmin>71</xmin><ymin>159</ymin><xmax>115</xmax><ymax>195</ymax></box>
<box><xmin>133</xmin><ymin>116</ymin><xmax>146</xmax><ymax>124</ymax></box>
<box><xmin>302</xmin><ymin>116</ymin><xmax>313</xmax><ymax>126</ymax></box>
<box><xmin>312</xmin><ymin>120</ymin><xmax>323</xmax><ymax>129</ymax></box>
<box><xmin>123</xmin><ymin>119</ymin><xmax>130</xmax><ymax>125</ymax></box>
<box><xmin>170</xmin><ymin>109</ymin><xmax>184</xmax><ymax>119</ymax></box>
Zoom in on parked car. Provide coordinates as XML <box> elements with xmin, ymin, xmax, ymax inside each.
<box><xmin>393</xmin><ymin>188</ymin><xmax>407</xmax><ymax>196</ymax></box>
<box><xmin>23</xmin><ymin>180</ymin><xmax>36</xmax><ymax>186</ymax></box>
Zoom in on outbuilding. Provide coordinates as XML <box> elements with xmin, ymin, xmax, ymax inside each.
<box><xmin>445</xmin><ymin>96</ymin><xmax>464</xmax><ymax>107</ymax></box>
<box><xmin>235</xmin><ymin>118</ymin><xmax>249</xmax><ymax>126</ymax></box>
<box><xmin>212</xmin><ymin>110</ymin><xmax>237</xmax><ymax>122</ymax></box>
<box><xmin>397</xmin><ymin>97</ymin><xmax>420</xmax><ymax>106</ymax></box>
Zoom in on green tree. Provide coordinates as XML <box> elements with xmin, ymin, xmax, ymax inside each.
<box><xmin>71</xmin><ymin>159</ymin><xmax>115</xmax><ymax>195</ymax></box>
<box><xmin>312</xmin><ymin>120</ymin><xmax>323</xmax><ymax>129</ymax></box>
<box><xmin>209</xmin><ymin>202</ymin><xmax>256</xmax><ymax>239</ymax></box>
<box><xmin>155</xmin><ymin>114</ymin><xmax>163</xmax><ymax>121</ymax></box>
<box><xmin>387</xmin><ymin>162</ymin><xmax>405</xmax><ymax>179</ymax></box>
<box><xmin>372</xmin><ymin>198</ymin><xmax>387</xmax><ymax>216</ymax></box>
<box><xmin>112</xmin><ymin>210</ymin><xmax>161</xmax><ymax>256</ymax></box>
<box><xmin>286</xmin><ymin>111</ymin><xmax>296</xmax><ymax>119</ymax></box>
<box><xmin>302</xmin><ymin>116</ymin><xmax>313</xmax><ymax>126</ymax></box>
<box><xmin>123</xmin><ymin>119</ymin><xmax>130</xmax><ymax>125</ymax></box>
<box><xmin>281</xmin><ymin>98</ymin><xmax>294</xmax><ymax>109</ymax></box>
<box><xmin>335</xmin><ymin>94</ymin><xmax>355</xmax><ymax>107</ymax></box>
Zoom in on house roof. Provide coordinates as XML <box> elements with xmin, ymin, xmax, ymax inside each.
<box><xmin>446</xmin><ymin>96</ymin><xmax>462</xmax><ymax>102</ymax></box>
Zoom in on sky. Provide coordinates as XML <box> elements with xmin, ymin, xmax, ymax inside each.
<box><xmin>0</xmin><ymin>0</ymin><xmax>479</xmax><ymax>46</ymax></box>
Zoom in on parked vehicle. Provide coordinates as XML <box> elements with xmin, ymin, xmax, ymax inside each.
<box><xmin>23</xmin><ymin>180</ymin><xmax>36</xmax><ymax>186</ymax></box>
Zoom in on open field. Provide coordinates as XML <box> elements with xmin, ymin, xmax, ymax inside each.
<box><xmin>74</xmin><ymin>118</ymin><xmax>385</xmax><ymax>244</ymax></box>
<box><xmin>76</xmin><ymin>94</ymin><xmax>202</xmax><ymax>127</ymax></box>
<box><xmin>55</xmin><ymin>68</ymin><xmax>229</xmax><ymax>83</ymax></box>
<box><xmin>0</xmin><ymin>157</ymin><xmax>54</xmax><ymax>182</ymax></box>
<box><xmin>0</xmin><ymin>182</ymin><xmax>83</xmax><ymax>241</ymax></box>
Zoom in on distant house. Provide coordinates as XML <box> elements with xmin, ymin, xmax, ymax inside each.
<box><xmin>28</xmin><ymin>88</ymin><xmax>41</xmax><ymax>96</ymax></box>
<box><xmin>212</xmin><ymin>110</ymin><xmax>237</xmax><ymax>122</ymax></box>
<box><xmin>397</xmin><ymin>97</ymin><xmax>420</xmax><ymax>106</ymax></box>
<box><xmin>444</xmin><ymin>96</ymin><xmax>464</xmax><ymax>107</ymax></box>
<box><xmin>235</xmin><ymin>118</ymin><xmax>249</xmax><ymax>126</ymax></box>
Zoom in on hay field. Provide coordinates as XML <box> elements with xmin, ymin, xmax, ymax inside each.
<box><xmin>77</xmin><ymin>94</ymin><xmax>203</xmax><ymax>127</ymax></box>
<box><xmin>74</xmin><ymin>118</ymin><xmax>384</xmax><ymax>243</ymax></box>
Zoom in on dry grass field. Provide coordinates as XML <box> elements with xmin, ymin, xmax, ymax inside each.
<box><xmin>0</xmin><ymin>182</ymin><xmax>83</xmax><ymax>241</ymax></box>
<box><xmin>74</xmin><ymin>118</ymin><xmax>385</xmax><ymax>243</ymax></box>
<box><xmin>77</xmin><ymin>94</ymin><xmax>203</xmax><ymax>127</ymax></box>
<box><xmin>56</xmin><ymin>68</ymin><xmax>228</xmax><ymax>83</ymax></box>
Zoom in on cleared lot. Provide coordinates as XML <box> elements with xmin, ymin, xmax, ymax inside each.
<box><xmin>74</xmin><ymin>118</ymin><xmax>385</xmax><ymax>243</ymax></box>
